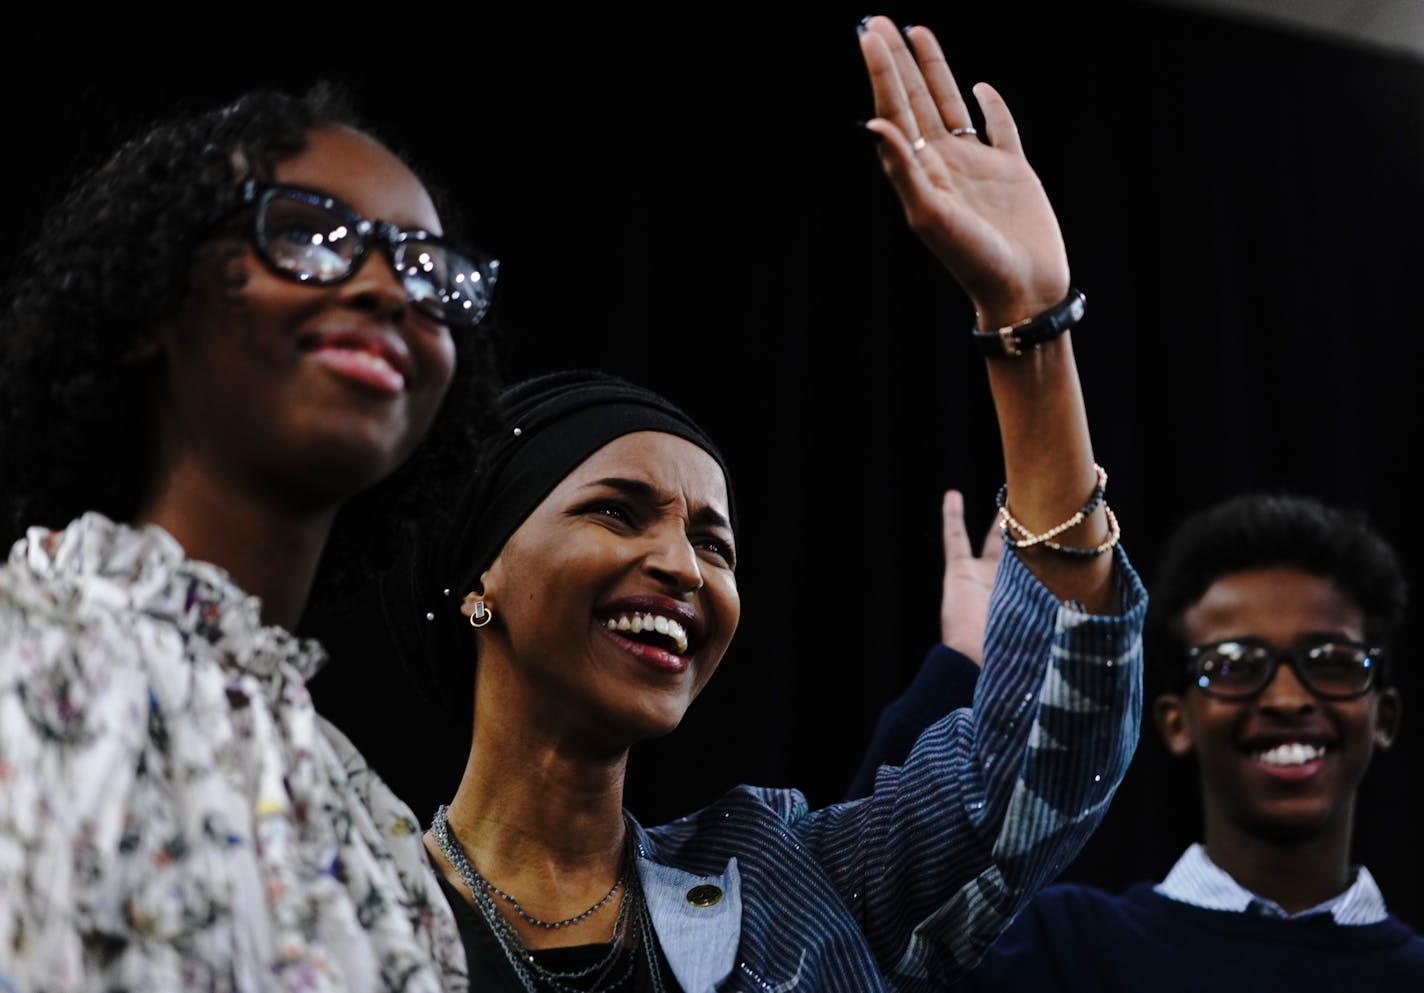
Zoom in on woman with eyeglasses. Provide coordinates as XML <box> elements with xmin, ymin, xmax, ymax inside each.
<box><xmin>0</xmin><ymin>84</ymin><xmax>497</xmax><ymax>991</ymax></box>
<box><xmin>385</xmin><ymin>17</ymin><xmax>1146</xmax><ymax>992</ymax></box>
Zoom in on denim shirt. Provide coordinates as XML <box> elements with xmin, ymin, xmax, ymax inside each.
<box><xmin>630</xmin><ymin>547</ymin><xmax>1146</xmax><ymax>993</ymax></box>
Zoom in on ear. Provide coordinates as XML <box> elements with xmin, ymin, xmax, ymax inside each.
<box><xmin>1373</xmin><ymin>688</ymin><xmax>1402</xmax><ymax>751</ymax></box>
<box><xmin>228</xmin><ymin>148</ymin><xmax>254</xmax><ymax>184</ymax></box>
<box><xmin>459</xmin><ymin>568</ymin><xmax>496</xmax><ymax>621</ymax></box>
<box><xmin>459</xmin><ymin>591</ymin><xmax>481</xmax><ymax>621</ymax></box>
<box><xmin>464</xmin><ymin>589</ymin><xmax>492</xmax><ymax>621</ymax></box>
<box><xmin>1153</xmin><ymin>692</ymin><xmax>1196</xmax><ymax>758</ymax></box>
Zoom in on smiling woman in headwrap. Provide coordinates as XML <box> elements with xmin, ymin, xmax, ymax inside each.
<box><xmin>383</xmin><ymin>16</ymin><xmax>1146</xmax><ymax>993</ymax></box>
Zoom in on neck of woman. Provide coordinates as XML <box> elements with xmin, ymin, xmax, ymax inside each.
<box><xmin>434</xmin><ymin>686</ymin><xmax>633</xmax><ymax>947</ymax></box>
<box><xmin>135</xmin><ymin>464</ymin><xmax>336</xmax><ymax>630</ymax></box>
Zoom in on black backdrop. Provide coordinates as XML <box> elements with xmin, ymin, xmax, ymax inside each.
<box><xmin>8</xmin><ymin>3</ymin><xmax>1423</xmax><ymax>930</ymax></box>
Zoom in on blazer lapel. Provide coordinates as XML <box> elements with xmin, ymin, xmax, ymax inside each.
<box><xmin>637</xmin><ymin>854</ymin><xmax>741</xmax><ymax>993</ymax></box>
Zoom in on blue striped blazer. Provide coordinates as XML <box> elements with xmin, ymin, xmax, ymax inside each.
<box><xmin>630</xmin><ymin>547</ymin><xmax>1146</xmax><ymax>992</ymax></box>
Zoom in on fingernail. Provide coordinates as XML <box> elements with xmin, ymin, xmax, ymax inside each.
<box><xmin>901</xmin><ymin>23</ymin><xmax>917</xmax><ymax>36</ymax></box>
<box><xmin>857</xmin><ymin>15</ymin><xmax>871</xmax><ymax>35</ymax></box>
<box><xmin>855</xmin><ymin>120</ymin><xmax>883</xmax><ymax>143</ymax></box>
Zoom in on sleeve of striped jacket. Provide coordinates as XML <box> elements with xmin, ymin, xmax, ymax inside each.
<box><xmin>794</xmin><ymin>544</ymin><xmax>1146</xmax><ymax>989</ymax></box>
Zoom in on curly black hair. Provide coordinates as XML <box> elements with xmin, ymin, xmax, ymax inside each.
<box><xmin>1145</xmin><ymin>493</ymin><xmax>1409</xmax><ymax>695</ymax></box>
<box><xmin>0</xmin><ymin>81</ymin><xmax>501</xmax><ymax>602</ymax></box>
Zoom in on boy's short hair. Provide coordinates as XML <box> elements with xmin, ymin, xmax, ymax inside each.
<box><xmin>1146</xmin><ymin>493</ymin><xmax>1408</xmax><ymax>694</ymax></box>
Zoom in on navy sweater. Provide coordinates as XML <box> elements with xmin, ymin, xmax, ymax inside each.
<box><xmin>953</xmin><ymin>881</ymin><xmax>1424</xmax><ymax>992</ymax></box>
<box><xmin>851</xmin><ymin>649</ymin><xmax>1424</xmax><ymax>989</ymax></box>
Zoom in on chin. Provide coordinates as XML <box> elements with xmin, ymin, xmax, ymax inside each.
<box><xmin>302</xmin><ymin>396</ymin><xmax>424</xmax><ymax>460</ymax></box>
<box><xmin>301</xmin><ymin>421</ymin><xmax>421</xmax><ymax>492</ymax></box>
<box><xmin>626</xmin><ymin>715</ymin><xmax>686</xmax><ymax>745</ymax></box>
<box><xmin>1242</xmin><ymin>805</ymin><xmax>1344</xmax><ymax>845</ymax></box>
<box><xmin>610</xmin><ymin>701</ymin><xmax>692</xmax><ymax>748</ymax></box>
<box><xmin>260</xmin><ymin>444</ymin><xmax>405</xmax><ymax>514</ymax></box>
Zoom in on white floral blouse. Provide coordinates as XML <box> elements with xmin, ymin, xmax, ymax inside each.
<box><xmin>0</xmin><ymin>513</ymin><xmax>467</xmax><ymax>993</ymax></box>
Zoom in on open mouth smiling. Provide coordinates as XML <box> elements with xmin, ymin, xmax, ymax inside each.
<box><xmin>603</xmin><ymin>612</ymin><xmax>690</xmax><ymax>654</ymax></box>
<box><xmin>595</xmin><ymin>597</ymin><xmax>703</xmax><ymax>660</ymax></box>
<box><xmin>1239</xmin><ymin>730</ymin><xmax>1337</xmax><ymax>778</ymax></box>
<box><xmin>1251</xmin><ymin>741</ymin><xmax>1329</xmax><ymax>767</ymax></box>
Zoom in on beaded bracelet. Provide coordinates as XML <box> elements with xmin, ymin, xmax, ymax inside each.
<box><xmin>1036</xmin><ymin>503</ymin><xmax>1122</xmax><ymax>559</ymax></box>
<box><xmin>997</xmin><ymin>465</ymin><xmax>1120</xmax><ymax>558</ymax></box>
<box><xmin>996</xmin><ymin>464</ymin><xmax>1107</xmax><ymax>548</ymax></box>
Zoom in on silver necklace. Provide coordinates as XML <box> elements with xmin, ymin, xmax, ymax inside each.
<box><xmin>432</xmin><ymin>805</ymin><xmax>668</xmax><ymax>993</ymax></box>
<box><xmin>439</xmin><ymin>809</ymin><xmax>627</xmax><ymax>930</ymax></box>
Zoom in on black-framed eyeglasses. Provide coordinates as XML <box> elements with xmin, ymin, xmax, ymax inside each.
<box><xmin>239</xmin><ymin>180</ymin><xmax>499</xmax><ymax>329</ymax></box>
<box><xmin>1186</xmin><ymin>638</ymin><xmax>1383</xmax><ymax>701</ymax></box>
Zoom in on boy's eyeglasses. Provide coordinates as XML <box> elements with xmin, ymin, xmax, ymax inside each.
<box><xmin>239</xmin><ymin>180</ymin><xmax>498</xmax><ymax>329</ymax></box>
<box><xmin>1186</xmin><ymin>638</ymin><xmax>1382</xmax><ymax>701</ymax></box>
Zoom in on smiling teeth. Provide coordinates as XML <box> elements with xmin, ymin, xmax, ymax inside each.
<box><xmin>606</xmin><ymin>613</ymin><xmax>689</xmax><ymax>654</ymax></box>
<box><xmin>1255</xmin><ymin>743</ymin><xmax>1327</xmax><ymax>766</ymax></box>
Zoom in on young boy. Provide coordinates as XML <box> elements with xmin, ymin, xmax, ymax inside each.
<box><xmin>850</xmin><ymin>492</ymin><xmax>1424</xmax><ymax>988</ymax></box>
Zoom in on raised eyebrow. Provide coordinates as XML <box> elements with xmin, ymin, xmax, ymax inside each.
<box><xmin>689</xmin><ymin>505</ymin><xmax>733</xmax><ymax>536</ymax></box>
<box><xmin>578</xmin><ymin>477</ymin><xmax>661</xmax><ymax>502</ymax></box>
<box><xmin>579</xmin><ymin>477</ymin><xmax>733</xmax><ymax>532</ymax></box>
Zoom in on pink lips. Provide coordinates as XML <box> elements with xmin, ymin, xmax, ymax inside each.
<box><xmin>598</xmin><ymin>626</ymin><xmax>689</xmax><ymax>674</ymax></box>
<box><xmin>595</xmin><ymin>595</ymin><xmax>703</xmax><ymax>675</ymax></box>
<box><xmin>1252</xmin><ymin>755</ymin><xmax>1326</xmax><ymax>782</ymax></box>
<box><xmin>302</xmin><ymin>329</ymin><xmax>410</xmax><ymax>396</ymax></box>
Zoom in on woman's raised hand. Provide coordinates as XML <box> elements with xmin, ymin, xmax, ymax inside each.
<box><xmin>857</xmin><ymin>15</ymin><xmax>1069</xmax><ymax>331</ymax></box>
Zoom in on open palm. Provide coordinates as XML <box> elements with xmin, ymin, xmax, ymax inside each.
<box><xmin>858</xmin><ymin>16</ymin><xmax>1070</xmax><ymax>329</ymax></box>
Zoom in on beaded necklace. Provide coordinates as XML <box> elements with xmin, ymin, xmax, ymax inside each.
<box><xmin>432</xmin><ymin>805</ymin><xmax>669</xmax><ymax>993</ymax></box>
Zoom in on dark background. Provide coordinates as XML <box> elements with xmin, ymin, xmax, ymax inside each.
<box><xmin>8</xmin><ymin>3</ymin><xmax>1423</xmax><ymax>929</ymax></box>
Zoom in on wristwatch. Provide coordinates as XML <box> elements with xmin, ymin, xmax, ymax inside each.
<box><xmin>971</xmin><ymin>288</ymin><xmax>1086</xmax><ymax>357</ymax></box>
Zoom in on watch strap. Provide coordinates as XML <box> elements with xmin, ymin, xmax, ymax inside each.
<box><xmin>971</xmin><ymin>288</ymin><xmax>1086</xmax><ymax>357</ymax></box>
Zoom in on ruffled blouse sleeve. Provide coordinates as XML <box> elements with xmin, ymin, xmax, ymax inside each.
<box><xmin>0</xmin><ymin>514</ymin><xmax>466</xmax><ymax>993</ymax></box>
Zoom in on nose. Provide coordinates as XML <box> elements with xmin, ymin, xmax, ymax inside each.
<box><xmin>1256</xmin><ymin>659</ymin><xmax>1318</xmax><ymax>716</ymax></box>
<box><xmin>643</xmin><ymin>527</ymin><xmax>704</xmax><ymax>595</ymax></box>
<box><xmin>338</xmin><ymin>251</ymin><xmax>410</xmax><ymax>322</ymax></box>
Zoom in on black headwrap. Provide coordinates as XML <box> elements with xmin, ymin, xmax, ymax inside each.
<box><xmin>382</xmin><ymin>369</ymin><xmax>735</xmax><ymax>726</ymax></box>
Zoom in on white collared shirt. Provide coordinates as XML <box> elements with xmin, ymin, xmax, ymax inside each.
<box><xmin>1155</xmin><ymin>842</ymin><xmax>1389</xmax><ymax>925</ymax></box>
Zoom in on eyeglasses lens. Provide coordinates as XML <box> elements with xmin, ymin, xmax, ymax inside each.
<box><xmin>258</xmin><ymin>193</ymin><xmax>363</xmax><ymax>283</ymax></box>
<box><xmin>390</xmin><ymin>240</ymin><xmax>497</xmax><ymax>328</ymax></box>
<box><xmin>256</xmin><ymin>189</ymin><xmax>497</xmax><ymax>328</ymax></box>
<box><xmin>1300</xmin><ymin>644</ymin><xmax>1375</xmax><ymax>696</ymax></box>
<box><xmin>1196</xmin><ymin>642</ymin><xmax>1374</xmax><ymax>698</ymax></box>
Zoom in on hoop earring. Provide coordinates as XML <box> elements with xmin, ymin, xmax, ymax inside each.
<box><xmin>469</xmin><ymin>599</ymin><xmax>494</xmax><ymax>628</ymax></box>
